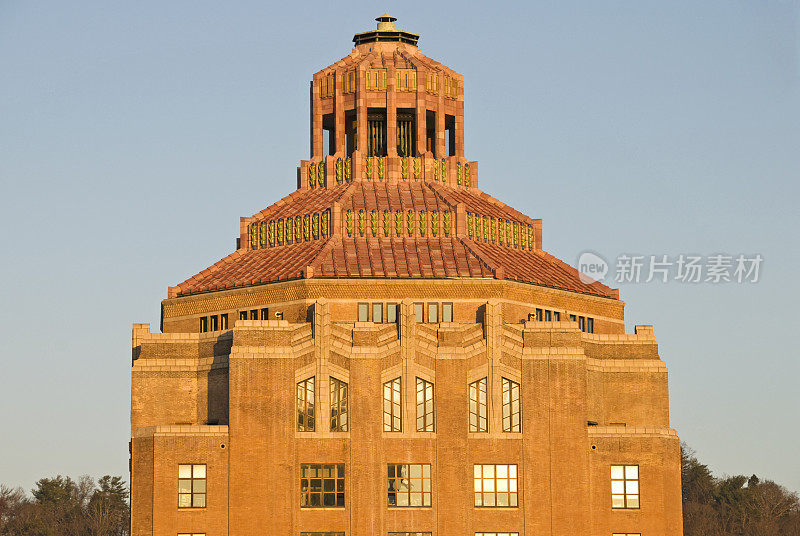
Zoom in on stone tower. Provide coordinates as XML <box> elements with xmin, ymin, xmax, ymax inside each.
<box><xmin>130</xmin><ymin>15</ymin><xmax>683</xmax><ymax>536</ymax></box>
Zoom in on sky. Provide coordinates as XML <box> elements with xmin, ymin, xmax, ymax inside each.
<box><xmin>0</xmin><ymin>0</ymin><xmax>798</xmax><ymax>493</ymax></box>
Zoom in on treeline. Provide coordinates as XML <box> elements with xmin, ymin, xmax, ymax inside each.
<box><xmin>0</xmin><ymin>475</ymin><xmax>128</xmax><ymax>536</ymax></box>
<box><xmin>682</xmin><ymin>444</ymin><xmax>800</xmax><ymax>535</ymax></box>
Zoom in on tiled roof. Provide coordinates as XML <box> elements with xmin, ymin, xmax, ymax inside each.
<box><xmin>170</xmin><ymin>181</ymin><xmax>618</xmax><ymax>300</ymax></box>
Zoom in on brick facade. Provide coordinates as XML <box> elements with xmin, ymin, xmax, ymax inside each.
<box><xmin>131</xmin><ymin>15</ymin><xmax>682</xmax><ymax>536</ymax></box>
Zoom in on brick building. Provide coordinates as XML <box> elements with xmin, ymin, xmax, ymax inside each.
<box><xmin>131</xmin><ymin>15</ymin><xmax>683</xmax><ymax>536</ymax></box>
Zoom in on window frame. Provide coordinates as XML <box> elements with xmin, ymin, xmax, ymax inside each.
<box><xmin>300</xmin><ymin>463</ymin><xmax>345</xmax><ymax>508</ymax></box>
<box><xmin>416</xmin><ymin>377</ymin><xmax>435</xmax><ymax>432</ymax></box>
<box><xmin>297</xmin><ymin>377</ymin><xmax>316</xmax><ymax>432</ymax></box>
<box><xmin>372</xmin><ymin>302</ymin><xmax>383</xmax><ymax>323</ymax></box>
<box><xmin>469</xmin><ymin>377</ymin><xmax>488</xmax><ymax>433</ymax></box>
<box><xmin>473</xmin><ymin>464</ymin><xmax>518</xmax><ymax>508</ymax></box>
<box><xmin>329</xmin><ymin>376</ymin><xmax>348</xmax><ymax>432</ymax></box>
<box><xmin>358</xmin><ymin>302</ymin><xmax>369</xmax><ymax>322</ymax></box>
<box><xmin>501</xmin><ymin>377</ymin><xmax>521</xmax><ymax>433</ymax></box>
<box><xmin>387</xmin><ymin>302</ymin><xmax>399</xmax><ymax>323</ymax></box>
<box><xmin>178</xmin><ymin>464</ymin><xmax>206</xmax><ymax>508</ymax></box>
<box><xmin>383</xmin><ymin>377</ymin><xmax>402</xmax><ymax>432</ymax></box>
<box><xmin>611</xmin><ymin>464</ymin><xmax>640</xmax><ymax>509</ymax></box>
<box><xmin>414</xmin><ymin>302</ymin><xmax>424</xmax><ymax>323</ymax></box>
<box><xmin>427</xmin><ymin>303</ymin><xmax>438</xmax><ymax>323</ymax></box>
<box><xmin>387</xmin><ymin>463</ymin><xmax>432</xmax><ymax>507</ymax></box>
<box><xmin>442</xmin><ymin>302</ymin><xmax>453</xmax><ymax>323</ymax></box>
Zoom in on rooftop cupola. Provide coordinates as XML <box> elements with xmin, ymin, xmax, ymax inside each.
<box><xmin>353</xmin><ymin>13</ymin><xmax>420</xmax><ymax>46</ymax></box>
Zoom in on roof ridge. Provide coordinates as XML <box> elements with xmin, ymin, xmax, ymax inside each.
<box><xmin>459</xmin><ymin>237</ymin><xmax>502</xmax><ymax>279</ymax></box>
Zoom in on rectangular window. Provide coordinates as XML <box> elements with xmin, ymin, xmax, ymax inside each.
<box><xmin>501</xmin><ymin>378</ymin><xmax>521</xmax><ymax>433</ymax></box>
<box><xmin>387</xmin><ymin>303</ymin><xmax>399</xmax><ymax>323</ymax></box>
<box><xmin>469</xmin><ymin>377</ymin><xmax>488</xmax><ymax>432</ymax></box>
<box><xmin>358</xmin><ymin>303</ymin><xmax>369</xmax><ymax>322</ymax></box>
<box><xmin>553</xmin><ymin>311</ymin><xmax>560</xmax><ymax>321</ymax></box>
<box><xmin>578</xmin><ymin>316</ymin><xmax>586</xmax><ymax>332</ymax></box>
<box><xmin>569</xmin><ymin>314</ymin><xmax>577</xmax><ymax>322</ymax></box>
<box><xmin>416</xmin><ymin>378</ymin><xmax>434</xmax><ymax>432</ymax></box>
<box><xmin>297</xmin><ymin>377</ymin><xmax>315</xmax><ymax>432</ymax></box>
<box><xmin>383</xmin><ymin>378</ymin><xmax>402</xmax><ymax>432</ymax></box>
<box><xmin>442</xmin><ymin>303</ymin><xmax>453</xmax><ymax>323</ymax></box>
<box><xmin>611</xmin><ymin>465</ymin><xmax>639</xmax><ymax>508</ymax></box>
<box><xmin>300</xmin><ymin>464</ymin><xmax>345</xmax><ymax>508</ymax></box>
<box><xmin>178</xmin><ymin>464</ymin><xmax>206</xmax><ymax>508</ymax></box>
<box><xmin>544</xmin><ymin>310</ymin><xmax>551</xmax><ymax>321</ymax></box>
<box><xmin>587</xmin><ymin>317</ymin><xmax>594</xmax><ymax>333</ymax></box>
<box><xmin>388</xmin><ymin>464</ymin><xmax>432</xmax><ymax>507</ymax></box>
<box><xmin>373</xmin><ymin>303</ymin><xmax>383</xmax><ymax>323</ymax></box>
<box><xmin>427</xmin><ymin>303</ymin><xmax>438</xmax><ymax>323</ymax></box>
<box><xmin>414</xmin><ymin>303</ymin><xmax>424</xmax><ymax>323</ymax></box>
<box><xmin>199</xmin><ymin>317</ymin><xmax>208</xmax><ymax>333</ymax></box>
<box><xmin>330</xmin><ymin>377</ymin><xmax>348</xmax><ymax>432</ymax></box>
<box><xmin>535</xmin><ymin>308</ymin><xmax>543</xmax><ymax>321</ymax></box>
<box><xmin>209</xmin><ymin>315</ymin><xmax>218</xmax><ymax>331</ymax></box>
<box><xmin>239</xmin><ymin>311</ymin><xmax>247</xmax><ymax>321</ymax></box>
<box><xmin>178</xmin><ymin>534</ymin><xmax>206</xmax><ymax>536</ymax></box>
<box><xmin>473</xmin><ymin>464</ymin><xmax>518</xmax><ymax>507</ymax></box>
<box><xmin>301</xmin><ymin>533</ymin><xmax>345</xmax><ymax>536</ymax></box>
<box><xmin>475</xmin><ymin>534</ymin><xmax>519</xmax><ymax>536</ymax></box>
<box><xmin>250</xmin><ymin>309</ymin><xmax>258</xmax><ymax>320</ymax></box>
<box><xmin>389</xmin><ymin>533</ymin><xmax>432</xmax><ymax>536</ymax></box>
<box><xmin>260</xmin><ymin>307</ymin><xmax>269</xmax><ymax>320</ymax></box>
<box><xmin>220</xmin><ymin>313</ymin><xmax>228</xmax><ymax>330</ymax></box>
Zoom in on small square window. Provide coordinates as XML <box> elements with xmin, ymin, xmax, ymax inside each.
<box><xmin>387</xmin><ymin>303</ymin><xmax>399</xmax><ymax>323</ymax></box>
<box><xmin>428</xmin><ymin>303</ymin><xmax>438</xmax><ymax>323</ymax></box>
<box><xmin>569</xmin><ymin>314</ymin><xmax>577</xmax><ymax>322</ymax></box>
<box><xmin>442</xmin><ymin>303</ymin><xmax>453</xmax><ymax>323</ymax></box>
<box><xmin>414</xmin><ymin>303</ymin><xmax>424</xmax><ymax>323</ymax></box>
<box><xmin>358</xmin><ymin>303</ymin><xmax>369</xmax><ymax>322</ymax></box>
<box><xmin>373</xmin><ymin>303</ymin><xmax>383</xmax><ymax>323</ymax></box>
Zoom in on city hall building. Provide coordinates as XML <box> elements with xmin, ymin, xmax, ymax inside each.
<box><xmin>131</xmin><ymin>15</ymin><xmax>683</xmax><ymax>536</ymax></box>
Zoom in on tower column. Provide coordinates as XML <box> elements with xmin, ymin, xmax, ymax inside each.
<box><xmin>357</xmin><ymin>67</ymin><xmax>368</xmax><ymax>156</ymax></box>
<box><xmin>386</xmin><ymin>65</ymin><xmax>398</xmax><ymax>158</ymax></box>
<box><xmin>311</xmin><ymin>76</ymin><xmax>324</xmax><ymax>160</ymax></box>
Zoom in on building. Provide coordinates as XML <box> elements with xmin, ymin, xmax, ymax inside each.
<box><xmin>130</xmin><ymin>15</ymin><xmax>683</xmax><ymax>536</ymax></box>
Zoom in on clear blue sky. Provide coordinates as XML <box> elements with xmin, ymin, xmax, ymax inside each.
<box><xmin>1</xmin><ymin>1</ymin><xmax>798</xmax><ymax>492</ymax></box>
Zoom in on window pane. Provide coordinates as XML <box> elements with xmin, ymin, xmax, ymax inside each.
<box><xmin>442</xmin><ymin>303</ymin><xmax>453</xmax><ymax>322</ymax></box>
<box><xmin>358</xmin><ymin>303</ymin><xmax>369</xmax><ymax>321</ymax></box>
<box><xmin>415</xmin><ymin>303</ymin><xmax>424</xmax><ymax>323</ymax></box>
<box><xmin>192</xmin><ymin>465</ymin><xmax>206</xmax><ymax>478</ymax></box>
<box><xmin>178</xmin><ymin>465</ymin><xmax>192</xmax><ymax>478</ymax></box>
<box><xmin>373</xmin><ymin>303</ymin><xmax>383</xmax><ymax>323</ymax></box>
<box><xmin>428</xmin><ymin>303</ymin><xmax>438</xmax><ymax>323</ymax></box>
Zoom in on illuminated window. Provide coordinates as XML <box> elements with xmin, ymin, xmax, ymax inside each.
<box><xmin>442</xmin><ymin>303</ymin><xmax>453</xmax><ymax>322</ymax></box>
<box><xmin>387</xmin><ymin>303</ymin><xmax>399</xmax><ymax>323</ymax></box>
<box><xmin>373</xmin><ymin>303</ymin><xmax>383</xmax><ymax>323</ymax></box>
<box><xmin>427</xmin><ymin>303</ymin><xmax>438</xmax><ymax>323</ymax></box>
<box><xmin>473</xmin><ymin>464</ymin><xmax>518</xmax><ymax>507</ymax></box>
<box><xmin>300</xmin><ymin>464</ymin><xmax>345</xmax><ymax>507</ymax></box>
<box><xmin>469</xmin><ymin>378</ymin><xmax>488</xmax><ymax>432</ymax></box>
<box><xmin>330</xmin><ymin>377</ymin><xmax>348</xmax><ymax>432</ymax></box>
<box><xmin>358</xmin><ymin>303</ymin><xmax>369</xmax><ymax>322</ymax></box>
<box><xmin>416</xmin><ymin>378</ymin><xmax>435</xmax><ymax>432</ymax></box>
<box><xmin>387</xmin><ymin>464</ymin><xmax>432</xmax><ymax>507</ymax></box>
<box><xmin>383</xmin><ymin>377</ymin><xmax>402</xmax><ymax>432</ymax></box>
<box><xmin>501</xmin><ymin>378</ymin><xmax>521</xmax><ymax>433</ymax></box>
<box><xmin>611</xmin><ymin>465</ymin><xmax>639</xmax><ymax>508</ymax></box>
<box><xmin>178</xmin><ymin>464</ymin><xmax>206</xmax><ymax>508</ymax></box>
<box><xmin>297</xmin><ymin>377</ymin><xmax>315</xmax><ymax>432</ymax></box>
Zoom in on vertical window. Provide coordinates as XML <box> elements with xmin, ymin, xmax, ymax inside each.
<box><xmin>587</xmin><ymin>317</ymin><xmax>594</xmax><ymax>333</ymax></box>
<box><xmin>199</xmin><ymin>317</ymin><xmax>208</xmax><ymax>333</ymax></box>
<box><xmin>260</xmin><ymin>307</ymin><xmax>269</xmax><ymax>320</ymax></box>
<box><xmin>611</xmin><ymin>465</ymin><xmax>639</xmax><ymax>508</ymax></box>
<box><xmin>250</xmin><ymin>309</ymin><xmax>258</xmax><ymax>320</ymax></box>
<box><xmin>239</xmin><ymin>311</ymin><xmax>247</xmax><ymax>321</ymax></box>
<box><xmin>473</xmin><ymin>464</ymin><xmax>518</xmax><ymax>507</ymax></box>
<box><xmin>427</xmin><ymin>303</ymin><xmax>438</xmax><ymax>323</ymax></box>
<box><xmin>300</xmin><ymin>464</ymin><xmax>345</xmax><ymax>507</ymax></box>
<box><xmin>501</xmin><ymin>378</ymin><xmax>521</xmax><ymax>433</ymax></box>
<box><xmin>330</xmin><ymin>377</ymin><xmax>348</xmax><ymax>432</ymax></box>
<box><xmin>387</xmin><ymin>464</ymin><xmax>432</xmax><ymax>507</ymax></box>
<box><xmin>387</xmin><ymin>303</ymin><xmax>399</xmax><ymax>323</ymax></box>
<box><xmin>373</xmin><ymin>303</ymin><xmax>383</xmax><ymax>323</ymax></box>
<box><xmin>553</xmin><ymin>311</ymin><xmax>560</xmax><ymax>321</ymax></box>
<box><xmin>416</xmin><ymin>378</ymin><xmax>435</xmax><ymax>432</ymax></box>
<box><xmin>297</xmin><ymin>377</ymin><xmax>315</xmax><ymax>432</ymax></box>
<box><xmin>469</xmin><ymin>378</ymin><xmax>488</xmax><ymax>432</ymax></box>
<box><xmin>178</xmin><ymin>464</ymin><xmax>206</xmax><ymax>508</ymax></box>
<box><xmin>358</xmin><ymin>303</ymin><xmax>369</xmax><ymax>322</ymax></box>
<box><xmin>535</xmin><ymin>308</ymin><xmax>543</xmax><ymax>321</ymax></box>
<box><xmin>209</xmin><ymin>315</ymin><xmax>218</xmax><ymax>331</ymax></box>
<box><xmin>442</xmin><ymin>303</ymin><xmax>453</xmax><ymax>323</ymax></box>
<box><xmin>569</xmin><ymin>314</ymin><xmax>577</xmax><ymax>322</ymax></box>
<box><xmin>578</xmin><ymin>316</ymin><xmax>586</xmax><ymax>332</ymax></box>
<box><xmin>383</xmin><ymin>378</ymin><xmax>402</xmax><ymax>432</ymax></box>
<box><xmin>220</xmin><ymin>313</ymin><xmax>228</xmax><ymax>330</ymax></box>
<box><xmin>544</xmin><ymin>310</ymin><xmax>551</xmax><ymax>321</ymax></box>
<box><xmin>414</xmin><ymin>303</ymin><xmax>424</xmax><ymax>323</ymax></box>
